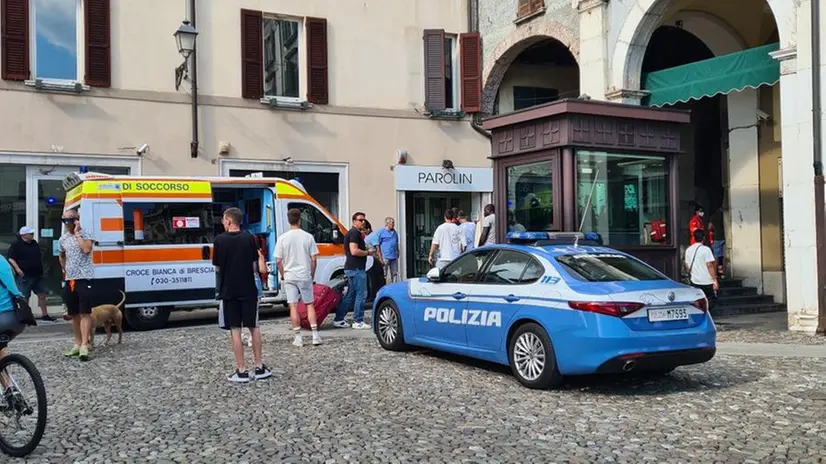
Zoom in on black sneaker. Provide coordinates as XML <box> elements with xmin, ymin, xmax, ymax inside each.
<box><xmin>254</xmin><ymin>364</ymin><xmax>272</xmax><ymax>381</ymax></box>
<box><xmin>40</xmin><ymin>315</ymin><xmax>56</xmax><ymax>322</ymax></box>
<box><xmin>227</xmin><ymin>370</ymin><xmax>251</xmax><ymax>383</ymax></box>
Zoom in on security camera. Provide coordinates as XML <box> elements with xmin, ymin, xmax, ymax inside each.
<box><xmin>756</xmin><ymin>109</ymin><xmax>771</xmax><ymax>122</ymax></box>
<box><xmin>136</xmin><ymin>143</ymin><xmax>150</xmax><ymax>155</ymax></box>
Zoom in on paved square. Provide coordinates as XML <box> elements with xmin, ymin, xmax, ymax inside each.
<box><xmin>7</xmin><ymin>320</ymin><xmax>826</xmax><ymax>463</ymax></box>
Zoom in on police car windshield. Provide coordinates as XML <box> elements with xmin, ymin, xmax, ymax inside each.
<box><xmin>555</xmin><ymin>253</ymin><xmax>666</xmax><ymax>282</ymax></box>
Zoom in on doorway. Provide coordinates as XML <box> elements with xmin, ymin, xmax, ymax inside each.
<box><xmin>404</xmin><ymin>191</ymin><xmax>472</xmax><ymax>277</ymax></box>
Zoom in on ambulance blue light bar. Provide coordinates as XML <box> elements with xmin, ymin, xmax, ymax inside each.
<box><xmin>506</xmin><ymin>231</ymin><xmax>603</xmax><ymax>246</ymax></box>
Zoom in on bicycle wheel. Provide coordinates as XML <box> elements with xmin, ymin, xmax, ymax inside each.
<box><xmin>0</xmin><ymin>353</ymin><xmax>47</xmax><ymax>458</ymax></box>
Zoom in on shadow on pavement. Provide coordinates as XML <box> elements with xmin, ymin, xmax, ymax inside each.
<box><xmin>414</xmin><ymin>348</ymin><xmax>763</xmax><ymax>395</ymax></box>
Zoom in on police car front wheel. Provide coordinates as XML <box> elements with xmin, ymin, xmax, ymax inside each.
<box><xmin>508</xmin><ymin>323</ymin><xmax>562</xmax><ymax>389</ymax></box>
<box><xmin>375</xmin><ymin>300</ymin><xmax>407</xmax><ymax>351</ymax></box>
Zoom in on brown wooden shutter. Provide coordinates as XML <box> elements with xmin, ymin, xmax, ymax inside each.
<box><xmin>1</xmin><ymin>0</ymin><xmax>29</xmax><ymax>81</ymax></box>
<box><xmin>84</xmin><ymin>0</ymin><xmax>111</xmax><ymax>87</ymax></box>
<box><xmin>240</xmin><ymin>9</ymin><xmax>263</xmax><ymax>99</ymax></box>
<box><xmin>305</xmin><ymin>17</ymin><xmax>328</xmax><ymax>105</ymax></box>
<box><xmin>530</xmin><ymin>0</ymin><xmax>545</xmax><ymax>13</ymax></box>
<box><xmin>517</xmin><ymin>0</ymin><xmax>531</xmax><ymax>18</ymax></box>
<box><xmin>459</xmin><ymin>33</ymin><xmax>481</xmax><ymax>113</ymax></box>
<box><xmin>423</xmin><ymin>29</ymin><xmax>446</xmax><ymax>112</ymax></box>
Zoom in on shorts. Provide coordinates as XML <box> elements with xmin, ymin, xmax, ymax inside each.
<box><xmin>283</xmin><ymin>280</ymin><xmax>313</xmax><ymax>305</ymax></box>
<box><xmin>218</xmin><ymin>298</ymin><xmax>258</xmax><ymax>330</ymax></box>
<box><xmin>63</xmin><ymin>279</ymin><xmax>93</xmax><ymax>316</ymax></box>
<box><xmin>17</xmin><ymin>276</ymin><xmax>46</xmax><ymax>298</ymax></box>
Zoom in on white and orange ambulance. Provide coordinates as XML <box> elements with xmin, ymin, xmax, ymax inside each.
<box><xmin>61</xmin><ymin>172</ymin><xmax>373</xmax><ymax>330</ymax></box>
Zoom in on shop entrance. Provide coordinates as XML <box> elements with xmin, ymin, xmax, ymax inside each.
<box><xmin>404</xmin><ymin>192</ymin><xmax>472</xmax><ymax>277</ymax></box>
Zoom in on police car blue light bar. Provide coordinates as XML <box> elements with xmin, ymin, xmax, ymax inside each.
<box><xmin>506</xmin><ymin>231</ymin><xmax>603</xmax><ymax>246</ymax></box>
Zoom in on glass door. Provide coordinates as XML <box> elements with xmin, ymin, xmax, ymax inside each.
<box><xmin>34</xmin><ymin>177</ymin><xmax>67</xmax><ymax>303</ymax></box>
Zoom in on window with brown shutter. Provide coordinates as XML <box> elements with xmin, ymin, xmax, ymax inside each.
<box><xmin>517</xmin><ymin>0</ymin><xmax>545</xmax><ymax>20</ymax></box>
<box><xmin>305</xmin><ymin>17</ymin><xmax>328</xmax><ymax>105</ymax></box>
<box><xmin>240</xmin><ymin>9</ymin><xmax>264</xmax><ymax>100</ymax></box>
<box><xmin>423</xmin><ymin>29</ymin><xmax>446</xmax><ymax>112</ymax></box>
<box><xmin>459</xmin><ymin>33</ymin><xmax>481</xmax><ymax>113</ymax></box>
<box><xmin>84</xmin><ymin>0</ymin><xmax>111</xmax><ymax>87</ymax></box>
<box><xmin>1</xmin><ymin>0</ymin><xmax>29</xmax><ymax>81</ymax></box>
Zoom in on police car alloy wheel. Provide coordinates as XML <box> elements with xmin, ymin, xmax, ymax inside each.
<box><xmin>508</xmin><ymin>323</ymin><xmax>562</xmax><ymax>389</ymax></box>
<box><xmin>375</xmin><ymin>300</ymin><xmax>406</xmax><ymax>351</ymax></box>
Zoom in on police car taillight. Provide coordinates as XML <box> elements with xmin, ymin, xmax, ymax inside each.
<box><xmin>568</xmin><ymin>301</ymin><xmax>645</xmax><ymax>317</ymax></box>
<box><xmin>691</xmin><ymin>298</ymin><xmax>708</xmax><ymax>312</ymax></box>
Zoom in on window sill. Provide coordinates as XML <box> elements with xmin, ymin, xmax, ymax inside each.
<box><xmin>514</xmin><ymin>7</ymin><xmax>546</xmax><ymax>25</ymax></box>
<box><xmin>424</xmin><ymin>109</ymin><xmax>466</xmax><ymax>120</ymax></box>
<box><xmin>259</xmin><ymin>96</ymin><xmax>311</xmax><ymax>111</ymax></box>
<box><xmin>25</xmin><ymin>79</ymin><xmax>89</xmax><ymax>93</ymax></box>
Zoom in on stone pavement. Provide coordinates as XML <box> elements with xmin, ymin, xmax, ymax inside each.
<box><xmin>6</xmin><ymin>315</ymin><xmax>826</xmax><ymax>463</ymax></box>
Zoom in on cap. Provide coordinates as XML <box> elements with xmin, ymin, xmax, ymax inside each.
<box><xmin>18</xmin><ymin>226</ymin><xmax>35</xmax><ymax>236</ymax></box>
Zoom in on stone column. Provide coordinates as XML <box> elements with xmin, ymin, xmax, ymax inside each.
<box><xmin>577</xmin><ymin>0</ymin><xmax>609</xmax><ymax>100</ymax></box>
<box><xmin>726</xmin><ymin>88</ymin><xmax>763</xmax><ymax>292</ymax></box>
<box><xmin>774</xmin><ymin>46</ymin><xmax>821</xmax><ymax>332</ymax></box>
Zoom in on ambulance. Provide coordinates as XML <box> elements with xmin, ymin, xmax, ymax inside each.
<box><xmin>61</xmin><ymin>172</ymin><xmax>376</xmax><ymax>330</ymax></box>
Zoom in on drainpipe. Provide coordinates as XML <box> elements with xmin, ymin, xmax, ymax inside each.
<box><xmin>467</xmin><ymin>0</ymin><xmax>491</xmax><ymax>139</ymax></box>
<box><xmin>812</xmin><ymin>0</ymin><xmax>826</xmax><ymax>334</ymax></box>
<box><xmin>189</xmin><ymin>0</ymin><xmax>200</xmax><ymax>158</ymax></box>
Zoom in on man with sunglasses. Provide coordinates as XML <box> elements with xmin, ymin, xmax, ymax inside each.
<box><xmin>333</xmin><ymin>212</ymin><xmax>374</xmax><ymax>329</ymax></box>
<box><xmin>58</xmin><ymin>209</ymin><xmax>95</xmax><ymax>361</ymax></box>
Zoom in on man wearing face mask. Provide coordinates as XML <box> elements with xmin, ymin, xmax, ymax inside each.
<box><xmin>689</xmin><ymin>204</ymin><xmax>709</xmax><ymax>246</ymax></box>
<box><xmin>58</xmin><ymin>208</ymin><xmax>95</xmax><ymax>361</ymax></box>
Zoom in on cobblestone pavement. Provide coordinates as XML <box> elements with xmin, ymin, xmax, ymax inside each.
<box><xmin>6</xmin><ymin>322</ymin><xmax>826</xmax><ymax>463</ymax></box>
<box><xmin>716</xmin><ymin>323</ymin><xmax>826</xmax><ymax>345</ymax></box>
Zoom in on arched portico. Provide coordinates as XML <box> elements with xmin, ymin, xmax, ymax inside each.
<box><xmin>610</xmin><ymin>0</ymin><xmax>796</xmax><ymax>94</ymax></box>
<box><xmin>481</xmin><ymin>22</ymin><xmax>579</xmax><ymax>114</ymax></box>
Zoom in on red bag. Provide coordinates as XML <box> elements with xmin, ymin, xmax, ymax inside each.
<box><xmin>296</xmin><ymin>284</ymin><xmax>341</xmax><ymax>330</ymax></box>
<box><xmin>649</xmin><ymin>219</ymin><xmax>667</xmax><ymax>243</ymax></box>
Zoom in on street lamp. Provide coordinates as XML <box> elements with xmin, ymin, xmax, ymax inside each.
<box><xmin>174</xmin><ymin>20</ymin><xmax>198</xmax><ymax>60</ymax></box>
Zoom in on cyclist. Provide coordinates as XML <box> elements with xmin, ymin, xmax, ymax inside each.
<box><xmin>0</xmin><ymin>254</ymin><xmax>25</xmax><ymax>399</ymax></box>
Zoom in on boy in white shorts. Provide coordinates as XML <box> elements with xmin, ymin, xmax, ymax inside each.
<box><xmin>275</xmin><ymin>208</ymin><xmax>322</xmax><ymax>347</ymax></box>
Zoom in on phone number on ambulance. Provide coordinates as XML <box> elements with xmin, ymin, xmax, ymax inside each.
<box><xmin>149</xmin><ymin>276</ymin><xmax>194</xmax><ymax>285</ymax></box>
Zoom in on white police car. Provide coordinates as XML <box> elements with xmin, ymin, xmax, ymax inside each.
<box><xmin>371</xmin><ymin>231</ymin><xmax>716</xmax><ymax>389</ymax></box>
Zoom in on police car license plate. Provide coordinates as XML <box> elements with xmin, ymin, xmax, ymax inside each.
<box><xmin>647</xmin><ymin>307</ymin><xmax>689</xmax><ymax>322</ymax></box>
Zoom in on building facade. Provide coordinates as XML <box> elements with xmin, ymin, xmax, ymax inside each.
<box><xmin>0</xmin><ymin>0</ymin><xmax>492</xmax><ymax>296</ymax></box>
<box><xmin>476</xmin><ymin>0</ymin><xmax>824</xmax><ymax>332</ymax></box>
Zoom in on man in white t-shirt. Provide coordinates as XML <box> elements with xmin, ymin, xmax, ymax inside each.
<box><xmin>684</xmin><ymin>229</ymin><xmax>719</xmax><ymax>307</ymax></box>
<box><xmin>429</xmin><ymin>209</ymin><xmax>467</xmax><ymax>270</ymax></box>
<box><xmin>275</xmin><ymin>208</ymin><xmax>321</xmax><ymax>347</ymax></box>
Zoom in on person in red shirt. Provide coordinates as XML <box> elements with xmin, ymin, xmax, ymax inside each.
<box><xmin>689</xmin><ymin>204</ymin><xmax>711</xmax><ymax>245</ymax></box>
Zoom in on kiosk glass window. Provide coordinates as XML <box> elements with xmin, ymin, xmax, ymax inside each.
<box><xmin>576</xmin><ymin>151</ymin><xmax>669</xmax><ymax>246</ymax></box>
<box><xmin>506</xmin><ymin>161</ymin><xmax>555</xmax><ymax>232</ymax></box>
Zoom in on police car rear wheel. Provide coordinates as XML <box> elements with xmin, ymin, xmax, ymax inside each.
<box><xmin>376</xmin><ymin>301</ymin><xmax>406</xmax><ymax>351</ymax></box>
<box><xmin>509</xmin><ymin>323</ymin><xmax>562</xmax><ymax>389</ymax></box>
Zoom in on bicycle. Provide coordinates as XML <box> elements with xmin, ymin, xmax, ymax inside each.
<box><xmin>0</xmin><ymin>313</ymin><xmax>47</xmax><ymax>458</ymax></box>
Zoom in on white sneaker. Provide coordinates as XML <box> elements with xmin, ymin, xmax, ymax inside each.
<box><xmin>332</xmin><ymin>320</ymin><xmax>349</xmax><ymax>328</ymax></box>
<box><xmin>352</xmin><ymin>322</ymin><xmax>370</xmax><ymax>330</ymax></box>
<box><xmin>292</xmin><ymin>335</ymin><xmax>304</xmax><ymax>347</ymax></box>
<box><xmin>312</xmin><ymin>333</ymin><xmax>323</xmax><ymax>345</ymax></box>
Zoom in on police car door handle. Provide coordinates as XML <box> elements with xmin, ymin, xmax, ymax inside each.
<box><xmin>504</xmin><ymin>294</ymin><xmax>520</xmax><ymax>303</ymax></box>
<box><xmin>452</xmin><ymin>292</ymin><xmax>466</xmax><ymax>300</ymax></box>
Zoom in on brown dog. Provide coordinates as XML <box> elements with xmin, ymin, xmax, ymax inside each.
<box><xmin>89</xmin><ymin>290</ymin><xmax>125</xmax><ymax>347</ymax></box>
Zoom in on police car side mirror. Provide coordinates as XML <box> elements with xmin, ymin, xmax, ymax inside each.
<box><xmin>426</xmin><ymin>268</ymin><xmax>441</xmax><ymax>282</ymax></box>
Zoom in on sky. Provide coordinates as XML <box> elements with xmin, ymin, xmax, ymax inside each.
<box><xmin>34</xmin><ymin>0</ymin><xmax>77</xmax><ymax>80</ymax></box>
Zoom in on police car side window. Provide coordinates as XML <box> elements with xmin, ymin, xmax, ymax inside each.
<box><xmin>442</xmin><ymin>249</ymin><xmax>495</xmax><ymax>284</ymax></box>
<box><xmin>481</xmin><ymin>251</ymin><xmax>541</xmax><ymax>285</ymax></box>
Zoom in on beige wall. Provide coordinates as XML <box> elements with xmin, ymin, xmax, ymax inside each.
<box><xmin>496</xmin><ymin>63</ymin><xmax>579</xmax><ymax>113</ymax></box>
<box><xmin>113</xmin><ymin>0</ymin><xmax>469</xmax><ymax>108</ymax></box>
<box><xmin>0</xmin><ymin>0</ymin><xmax>490</xmax><ymax>223</ymax></box>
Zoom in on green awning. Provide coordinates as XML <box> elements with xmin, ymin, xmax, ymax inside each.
<box><xmin>643</xmin><ymin>42</ymin><xmax>780</xmax><ymax>107</ymax></box>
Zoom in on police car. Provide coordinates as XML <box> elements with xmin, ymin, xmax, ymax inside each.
<box><xmin>371</xmin><ymin>231</ymin><xmax>716</xmax><ymax>390</ymax></box>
